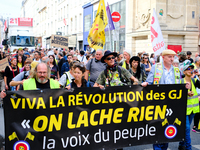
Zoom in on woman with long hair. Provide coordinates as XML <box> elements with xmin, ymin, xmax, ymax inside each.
<box><xmin>17</xmin><ymin>54</ymin><xmax>23</xmax><ymax>71</ymax></box>
<box><xmin>10</xmin><ymin>59</ymin><xmax>32</xmax><ymax>90</ymax></box>
<box><xmin>49</xmin><ymin>55</ymin><xmax>60</xmax><ymax>80</ymax></box>
<box><xmin>4</xmin><ymin>57</ymin><xmax>19</xmax><ymax>91</ymax></box>
<box><xmin>129</xmin><ymin>56</ymin><xmax>146</xmax><ymax>84</ymax></box>
<box><xmin>150</xmin><ymin>53</ymin><xmax>155</xmax><ymax>65</ymax></box>
<box><xmin>142</xmin><ymin>55</ymin><xmax>151</xmax><ymax>77</ymax></box>
<box><xmin>66</xmin><ymin>63</ymin><xmax>89</xmax><ymax>89</ymax></box>
<box><xmin>0</xmin><ymin>51</ymin><xmax>5</xmax><ymax>60</ymax></box>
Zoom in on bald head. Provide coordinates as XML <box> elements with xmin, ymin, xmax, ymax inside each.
<box><xmin>35</xmin><ymin>63</ymin><xmax>49</xmax><ymax>83</ymax></box>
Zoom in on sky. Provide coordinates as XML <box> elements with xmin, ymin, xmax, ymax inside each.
<box><xmin>0</xmin><ymin>0</ymin><xmax>22</xmax><ymax>18</ymax></box>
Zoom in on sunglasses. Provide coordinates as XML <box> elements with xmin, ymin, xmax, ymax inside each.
<box><xmin>144</xmin><ymin>58</ymin><xmax>148</xmax><ymax>59</ymax></box>
<box><xmin>186</xmin><ymin>67</ymin><xmax>193</xmax><ymax>71</ymax></box>
<box><xmin>106</xmin><ymin>56</ymin><xmax>115</xmax><ymax>60</ymax></box>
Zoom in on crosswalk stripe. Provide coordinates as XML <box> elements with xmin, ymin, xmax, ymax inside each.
<box><xmin>193</xmin><ymin>145</ymin><xmax>200</xmax><ymax>149</ymax></box>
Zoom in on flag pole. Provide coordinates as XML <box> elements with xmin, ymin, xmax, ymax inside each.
<box><xmin>108</xmin><ymin>26</ymin><xmax>112</xmax><ymax>51</ymax></box>
<box><xmin>106</xmin><ymin>2</ymin><xmax>113</xmax><ymax>51</ymax></box>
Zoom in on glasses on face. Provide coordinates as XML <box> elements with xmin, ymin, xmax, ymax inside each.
<box><xmin>106</xmin><ymin>56</ymin><xmax>115</xmax><ymax>60</ymax></box>
<box><xmin>37</xmin><ymin>71</ymin><xmax>47</xmax><ymax>75</ymax></box>
<box><xmin>144</xmin><ymin>58</ymin><xmax>148</xmax><ymax>59</ymax></box>
<box><xmin>186</xmin><ymin>68</ymin><xmax>193</xmax><ymax>71</ymax></box>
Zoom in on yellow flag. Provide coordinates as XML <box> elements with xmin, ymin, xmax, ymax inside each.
<box><xmin>162</xmin><ymin>118</ymin><xmax>168</xmax><ymax>126</ymax></box>
<box><xmin>87</xmin><ymin>0</ymin><xmax>108</xmax><ymax>50</ymax></box>
<box><xmin>26</xmin><ymin>132</ymin><xmax>35</xmax><ymax>141</ymax></box>
<box><xmin>8</xmin><ymin>132</ymin><xmax>17</xmax><ymax>141</ymax></box>
<box><xmin>198</xmin><ymin>120</ymin><xmax>200</xmax><ymax>129</ymax></box>
<box><xmin>174</xmin><ymin>118</ymin><xmax>181</xmax><ymax>126</ymax></box>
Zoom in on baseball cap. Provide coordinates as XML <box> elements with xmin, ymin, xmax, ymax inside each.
<box><xmin>18</xmin><ymin>47</ymin><xmax>23</xmax><ymax>51</ymax></box>
<box><xmin>182</xmin><ymin>60</ymin><xmax>194</xmax><ymax>71</ymax></box>
<box><xmin>177</xmin><ymin>52</ymin><xmax>186</xmax><ymax>56</ymax></box>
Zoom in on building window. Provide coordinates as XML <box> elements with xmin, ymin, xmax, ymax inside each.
<box><xmin>61</xmin><ymin>8</ymin><xmax>62</xmax><ymax>20</ymax></box>
<box><xmin>84</xmin><ymin>14</ymin><xmax>91</xmax><ymax>32</ymax></box>
<box><xmin>75</xmin><ymin>16</ymin><xmax>77</xmax><ymax>31</ymax></box>
<box><xmin>192</xmin><ymin>11</ymin><xmax>195</xmax><ymax>19</ymax></box>
<box><xmin>58</xmin><ymin>10</ymin><xmax>60</xmax><ymax>20</ymax></box>
<box><xmin>71</xmin><ymin>19</ymin><xmax>73</xmax><ymax>31</ymax></box>
<box><xmin>79</xmin><ymin>13</ymin><xmax>82</xmax><ymax>31</ymax></box>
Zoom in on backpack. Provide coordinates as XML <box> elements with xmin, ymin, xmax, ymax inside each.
<box><xmin>22</xmin><ymin>71</ymin><xmax>29</xmax><ymax>80</ymax></box>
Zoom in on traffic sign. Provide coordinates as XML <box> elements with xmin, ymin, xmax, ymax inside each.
<box><xmin>111</xmin><ymin>12</ymin><xmax>121</xmax><ymax>22</ymax></box>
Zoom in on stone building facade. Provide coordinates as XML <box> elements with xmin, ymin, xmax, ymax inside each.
<box><xmin>126</xmin><ymin>0</ymin><xmax>200</xmax><ymax>56</ymax></box>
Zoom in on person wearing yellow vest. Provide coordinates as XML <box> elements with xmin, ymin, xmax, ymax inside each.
<box><xmin>23</xmin><ymin>63</ymin><xmax>59</xmax><ymax>90</ymax></box>
<box><xmin>59</xmin><ymin>61</ymin><xmax>78</xmax><ymax>88</ymax></box>
<box><xmin>1</xmin><ymin>63</ymin><xmax>59</xmax><ymax>98</ymax></box>
<box><xmin>122</xmin><ymin>50</ymin><xmax>131</xmax><ymax>70</ymax></box>
<box><xmin>179</xmin><ymin>60</ymin><xmax>200</xmax><ymax>150</ymax></box>
<box><xmin>141</xmin><ymin>49</ymin><xmax>180</xmax><ymax>150</ymax></box>
<box><xmin>192</xmin><ymin>56</ymin><xmax>200</xmax><ymax>133</ymax></box>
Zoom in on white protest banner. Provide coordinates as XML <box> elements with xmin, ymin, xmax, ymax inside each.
<box><xmin>151</xmin><ymin>9</ymin><xmax>165</xmax><ymax>56</ymax></box>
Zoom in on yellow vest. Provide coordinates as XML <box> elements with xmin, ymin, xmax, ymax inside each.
<box><xmin>23</xmin><ymin>78</ymin><xmax>60</xmax><ymax>90</ymax></box>
<box><xmin>181</xmin><ymin>78</ymin><xmax>200</xmax><ymax>115</ymax></box>
<box><xmin>154</xmin><ymin>63</ymin><xmax>180</xmax><ymax>84</ymax></box>
<box><xmin>122</xmin><ymin>61</ymin><xmax>126</xmax><ymax>69</ymax></box>
<box><xmin>64</xmin><ymin>71</ymin><xmax>72</xmax><ymax>87</ymax></box>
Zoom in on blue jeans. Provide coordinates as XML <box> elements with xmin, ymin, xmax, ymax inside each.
<box><xmin>153</xmin><ymin>143</ymin><xmax>168</xmax><ymax>150</ymax></box>
<box><xmin>179</xmin><ymin>113</ymin><xmax>195</xmax><ymax>150</ymax></box>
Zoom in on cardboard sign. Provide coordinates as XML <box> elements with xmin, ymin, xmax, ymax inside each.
<box><xmin>51</xmin><ymin>35</ymin><xmax>68</xmax><ymax>49</ymax></box>
<box><xmin>0</xmin><ymin>58</ymin><xmax>9</xmax><ymax>71</ymax></box>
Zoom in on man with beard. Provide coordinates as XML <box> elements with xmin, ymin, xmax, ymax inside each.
<box><xmin>22</xmin><ymin>63</ymin><xmax>60</xmax><ymax>90</ymax></box>
<box><xmin>1</xmin><ymin>63</ymin><xmax>59</xmax><ymax>98</ymax></box>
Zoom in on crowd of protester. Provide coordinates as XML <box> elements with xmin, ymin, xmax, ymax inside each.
<box><xmin>0</xmin><ymin>47</ymin><xmax>200</xmax><ymax>150</ymax></box>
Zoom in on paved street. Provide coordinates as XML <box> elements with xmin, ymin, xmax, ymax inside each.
<box><xmin>0</xmin><ymin>107</ymin><xmax>199</xmax><ymax>150</ymax></box>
